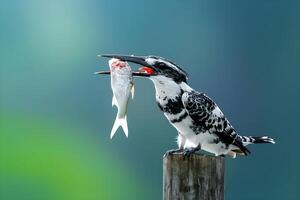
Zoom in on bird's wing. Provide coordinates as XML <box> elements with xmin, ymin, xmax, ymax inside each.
<box><xmin>181</xmin><ymin>91</ymin><xmax>250</xmax><ymax>155</ymax></box>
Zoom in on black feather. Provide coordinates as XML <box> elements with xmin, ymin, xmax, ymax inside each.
<box><xmin>182</xmin><ymin>91</ymin><xmax>251</xmax><ymax>155</ymax></box>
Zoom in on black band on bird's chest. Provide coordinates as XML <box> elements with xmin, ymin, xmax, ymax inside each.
<box><xmin>157</xmin><ymin>90</ymin><xmax>185</xmax><ymax>115</ymax></box>
<box><xmin>170</xmin><ymin>112</ymin><xmax>188</xmax><ymax>123</ymax></box>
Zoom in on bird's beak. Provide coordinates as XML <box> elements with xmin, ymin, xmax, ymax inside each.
<box><xmin>94</xmin><ymin>70</ymin><xmax>151</xmax><ymax>77</ymax></box>
<box><xmin>100</xmin><ymin>54</ymin><xmax>151</xmax><ymax>67</ymax></box>
<box><xmin>98</xmin><ymin>54</ymin><xmax>157</xmax><ymax>77</ymax></box>
<box><xmin>94</xmin><ymin>71</ymin><xmax>111</xmax><ymax>75</ymax></box>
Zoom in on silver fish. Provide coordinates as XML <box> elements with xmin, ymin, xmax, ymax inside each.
<box><xmin>109</xmin><ymin>58</ymin><xmax>134</xmax><ymax>138</ymax></box>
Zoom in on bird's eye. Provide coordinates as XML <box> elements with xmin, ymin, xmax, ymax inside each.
<box><xmin>158</xmin><ymin>62</ymin><xmax>165</xmax><ymax>67</ymax></box>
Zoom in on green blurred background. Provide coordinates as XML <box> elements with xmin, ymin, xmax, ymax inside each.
<box><xmin>1</xmin><ymin>0</ymin><xmax>299</xmax><ymax>199</ymax></box>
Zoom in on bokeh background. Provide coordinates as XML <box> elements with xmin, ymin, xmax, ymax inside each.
<box><xmin>1</xmin><ymin>0</ymin><xmax>299</xmax><ymax>199</ymax></box>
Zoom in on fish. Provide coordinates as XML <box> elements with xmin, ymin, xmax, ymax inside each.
<box><xmin>108</xmin><ymin>58</ymin><xmax>134</xmax><ymax>138</ymax></box>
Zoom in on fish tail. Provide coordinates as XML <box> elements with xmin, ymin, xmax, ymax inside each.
<box><xmin>112</xmin><ymin>95</ymin><xmax>118</xmax><ymax>107</ymax></box>
<box><xmin>110</xmin><ymin>115</ymin><xmax>128</xmax><ymax>139</ymax></box>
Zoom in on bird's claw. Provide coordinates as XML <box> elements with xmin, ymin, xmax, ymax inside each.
<box><xmin>163</xmin><ymin>149</ymin><xmax>183</xmax><ymax>157</ymax></box>
<box><xmin>164</xmin><ymin>145</ymin><xmax>201</xmax><ymax>158</ymax></box>
<box><xmin>183</xmin><ymin>148</ymin><xmax>196</xmax><ymax>157</ymax></box>
<box><xmin>183</xmin><ymin>145</ymin><xmax>201</xmax><ymax>158</ymax></box>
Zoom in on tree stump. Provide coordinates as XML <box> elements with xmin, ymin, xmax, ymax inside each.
<box><xmin>163</xmin><ymin>153</ymin><xmax>225</xmax><ymax>200</ymax></box>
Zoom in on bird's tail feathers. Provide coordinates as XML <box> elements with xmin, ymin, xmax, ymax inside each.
<box><xmin>251</xmin><ymin>136</ymin><xmax>275</xmax><ymax>144</ymax></box>
<box><xmin>242</xmin><ymin>136</ymin><xmax>275</xmax><ymax>144</ymax></box>
<box><xmin>110</xmin><ymin>116</ymin><xmax>128</xmax><ymax>139</ymax></box>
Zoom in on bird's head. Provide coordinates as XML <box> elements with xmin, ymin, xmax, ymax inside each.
<box><xmin>100</xmin><ymin>54</ymin><xmax>188</xmax><ymax>84</ymax></box>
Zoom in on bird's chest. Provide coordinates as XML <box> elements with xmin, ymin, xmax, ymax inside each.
<box><xmin>157</xmin><ymin>95</ymin><xmax>215</xmax><ymax>141</ymax></box>
<box><xmin>154</xmin><ymin>84</ymin><xmax>209</xmax><ymax>137</ymax></box>
<box><xmin>167</xmin><ymin>114</ymin><xmax>219</xmax><ymax>148</ymax></box>
<box><xmin>156</xmin><ymin>87</ymin><xmax>184</xmax><ymax>115</ymax></box>
<box><xmin>156</xmin><ymin>95</ymin><xmax>193</xmax><ymax>135</ymax></box>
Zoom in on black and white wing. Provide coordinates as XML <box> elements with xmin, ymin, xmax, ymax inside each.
<box><xmin>182</xmin><ymin>91</ymin><xmax>250</xmax><ymax>155</ymax></box>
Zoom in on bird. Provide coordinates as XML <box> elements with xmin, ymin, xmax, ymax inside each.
<box><xmin>100</xmin><ymin>54</ymin><xmax>275</xmax><ymax>158</ymax></box>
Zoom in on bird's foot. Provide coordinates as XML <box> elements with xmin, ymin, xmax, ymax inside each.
<box><xmin>164</xmin><ymin>149</ymin><xmax>183</xmax><ymax>157</ymax></box>
<box><xmin>183</xmin><ymin>145</ymin><xmax>201</xmax><ymax>158</ymax></box>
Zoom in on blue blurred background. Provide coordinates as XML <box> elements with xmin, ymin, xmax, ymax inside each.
<box><xmin>1</xmin><ymin>0</ymin><xmax>299</xmax><ymax>199</ymax></box>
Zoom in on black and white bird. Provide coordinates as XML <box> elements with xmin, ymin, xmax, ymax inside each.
<box><xmin>100</xmin><ymin>54</ymin><xmax>275</xmax><ymax>158</ymax></box>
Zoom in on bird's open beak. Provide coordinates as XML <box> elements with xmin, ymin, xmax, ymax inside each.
<box><xmin>97</xmin><ymin>54</ymin><xmax>157</xmax><ymax>77</ymax></box>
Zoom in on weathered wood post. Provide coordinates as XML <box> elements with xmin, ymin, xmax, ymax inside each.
<box><xmin>163</xmin><ymin>153</ymin><xmax>225</xmax><ymax>200</ymax></box>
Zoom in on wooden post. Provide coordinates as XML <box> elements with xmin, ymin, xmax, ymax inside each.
<box><xmin>163</xmin><ymin>153</ymin><xmax>225</xmax><ymax>200</ymax></box>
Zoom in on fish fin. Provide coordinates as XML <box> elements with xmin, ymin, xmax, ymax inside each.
<box><xmin>112</xmin><ymin>95</ymin><xmax>117</xmax><ymax>107</ymax></box>
<box><xmin>110</xmin><ymin>116</ymin><xmax>128</xmax><ymax>139</ymax></box>
<box><xmin>131</xmin><ymin>85</ymin><xmax>135</xmax><ymax>99</ymax></box>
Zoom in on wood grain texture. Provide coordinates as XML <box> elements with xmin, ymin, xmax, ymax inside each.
<box><xmin>163</xmin><ymin>153</ymin><xmax>224</xmax><ymax>200</ymax></box>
